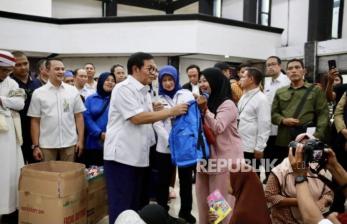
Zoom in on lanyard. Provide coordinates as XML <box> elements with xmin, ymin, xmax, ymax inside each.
<box><xmin>238</xmin><ymin>90</ymin><xmax>259</xmax><ymax>116</ymax></box>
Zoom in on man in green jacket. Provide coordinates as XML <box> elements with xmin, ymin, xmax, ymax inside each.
<box><xmin>271</xmin><ymin>58</ymin><xmax>329</xmax><ymax>163</ymax></box>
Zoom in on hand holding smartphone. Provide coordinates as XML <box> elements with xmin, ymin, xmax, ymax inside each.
<box><xmin>328</xmin><ymin>60</ymin><xmax>337</xmax><ymax>70</ymax></box>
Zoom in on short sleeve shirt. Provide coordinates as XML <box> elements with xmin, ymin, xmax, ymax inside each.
<box><xmin>103</xmin><ymin>75</ymin><xmax>153</xmax><ymax>167</ymax></box>
<box><xmin>27</xmin><ymin>81</ymin><xmax>85</xmax><ymax>148</ymax></box>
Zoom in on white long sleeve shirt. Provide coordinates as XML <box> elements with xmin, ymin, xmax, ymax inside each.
<box><xmin>264</xmin><ymin>73</ymin><xmax>290</xmax><ymax>136</ymax></box>
<box><xmin>237</xmin><ymin>87</ymin><xmax>271</xmax><ymax>153</ymax></box>
<box><xmin>0</xmin><ymin>77</ymin><xmax>25</xmax><ymax>115</ymax></box>
<box><xmin>153</xmin><ymin>89</ymin><xmax>194</xmax><ymax>154</ymax></box>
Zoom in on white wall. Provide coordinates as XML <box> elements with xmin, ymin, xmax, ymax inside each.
<box><xmin>271</xmin><ymin>0</ymin><xmax>289</xmax><ymax>46</ymax></box>
<box><xmin>287</xmin><ymin>0</ymin><xmax>309</xmax><ymax>46</ymax></box>
<box><xmin>60</xmin><ymin>57</ymin><xmax>128</xmax><ymax>76</ymax></box>
<box><xmin>342</xmin><ymin>0</ymin><xmax>347</xmax><ymax>38</ymax></box>
<box><xmin>179</xmin><ymin>57</ymin><xmax>216</xmax><ymax>84</ymax></box>
<box><xmin>0</xmin><ymin>17</ymin><xmax>282</xmax><ymax>60</ymax></box>
<box><xmin>0</xmin><ymin>0</ymin><xmax>52</xmax><ymax>17</ymax></box>
<box><xmin>276</xmin><ymin>44</ymin><xmax>305</xmax><ymax>59</ymax></box>
<box><xmin>60</xmin><ymin>56</ymin><xmax>167</xmax><ymax>76</ymax></box>
<box><xmin>271</xmin><ymin>0</ymin><xmax>309</xmax><ymax>47</ymax></box>
<box><xmin>221</xmin><ymin>0</ymin><xmax>243</xmax><ymax>21</ymax></box>
<box><xmin>59</xmin><ymin>55</ymin><xmax>237</xmax><ymax>90</ymax></box>
<box><xmin>0</xmin><ymin>18</ymin><xmax>60</xmax><ymax>53</ymax></box>
<box><xmin>52</xmin><ymin>0</ymin><xmax>102</xmax><ymax>18</ymax></box>
<box><xmin>196</xmin><ymin>21</ymin><xmax>280</xmax><ymax>60</ymax></box>
<box><xmin>59</xmin><ymin>21</ymin><xmax>197</xmax><ymax>54</ymax></box>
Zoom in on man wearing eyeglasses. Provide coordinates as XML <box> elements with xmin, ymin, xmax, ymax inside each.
<box><xmin>103</xmin><ymin>52</ymin><xmax>188</xmax><ymax>224</ymax></box>
<box><xmin>263</xmin><ymin>56</ymin><xmax>290</xmax><ymax>181</ymax></box>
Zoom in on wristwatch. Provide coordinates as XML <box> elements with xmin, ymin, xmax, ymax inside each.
<box><xmin>295</xmin><ymin>175</ymin><xmax>308</xmax><ymax>185</ymax></box>
<box><xmin>31</xmin><ymin>144</ymin><xmax>39</xmax><ymax>150</ymax></box>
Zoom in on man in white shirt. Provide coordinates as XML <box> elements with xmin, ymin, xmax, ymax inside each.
<box><xmin>73</xmin><ymin>68</ymin><xmax>95</xmax><ymax>100</ymax></box>
<box><xmin>103</xmin><ymin>52</ymin><xmax>188</xmax><ymax>224</ymax></box>
<box><xmin>182</xmin><ymin>64</ymin><xmax>201</xmax><ymax>97</ymax></box>
<box><xmin>84</xmin><ymin>63</ymin><xmax>97</xmax><ymax>90</ymax></box>
<box><xmin>263</xmin><ymin>56</ymin><xmax>290</xmax><ymax>179</ymax></box>
<box><xmin>28</xmin><ymin>59</ymin><xmax>86</xmax><ymax>162</ymax></box>
<box><xmin>238</xmin><ymin>67</ymin><xmax>271</xmax><ymax>175</ymax></box>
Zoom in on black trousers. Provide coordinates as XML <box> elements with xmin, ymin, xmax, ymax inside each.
<box><xmin>264</xmin><ymin>136</ymin><xmax>288</xmax><ymax>180</ymax></box>
<box><xmin>155</xmin><ymin>152</ymin><xmax>174</xmax><ymax>211</ymax></box>
<box><xmin>178</xmin><ymin>165</ymin><xmax>195</xmax><ymax>216</ymax></box>
<box><xmin>243</xmin><ymin>152</ymin><xmax>261</xmax><ymax>177</ymax></box>
<box><xmin>104</xmin><ymin>160</ymin><xmax>147</xmax><ymax>224</ymax></box>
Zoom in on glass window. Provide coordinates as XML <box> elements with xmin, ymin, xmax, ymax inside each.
<box><xmin>332</xmin><ymin>0</ymin><xmax>343</xmax><ymax>38</ymax></box>
<box><xmin>213</xmin><ymin>0</ymin><xmax>222</xmax><ymax>17</ymax></box>
<box><xmin>258</xmin><ymin>0</ymin><xmax>271</xmax><ymax>26</ymax></box>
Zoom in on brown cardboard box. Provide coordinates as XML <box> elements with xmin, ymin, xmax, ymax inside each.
<box><xmin>19</xmin><ymin>161</ymin><xmax>87</xmax><ymax>224</ymax></box>
<box><xmin>87</xmin><ymin>175</ymin><xmax>108</xmax><ymax>224</ymax></box>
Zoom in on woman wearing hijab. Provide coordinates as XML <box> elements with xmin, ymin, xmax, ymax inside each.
<box><xmin>153</xmin><ymin>65</ymin><xmax>196</xmax><ymax>223</ymax></box>
<box><xmin>265</xmin><ymin>133</ymin><xmax>333</xmax><ymax>224</ymax></box>
<box><xmin>211</xmin><ymin>164</ymin><xmax>271</xmax><ymax>224</ymax></box>
<box><xmin>230</xmin><ymin>164</ymin><xmax>272</xmax><ymax>224</ymax></box>
<box><xmin>196</xmin><ymin>68</ymin><xmax>244</xmax><ymax>224</ymax></box>
<box><xmin>84</xmin><ymin>72</ymin><xmax>116</xmax><ymax>167</ymax></box>
<box><xmin>208</xmin><ymin>164</ymin><xmax>272</xmax><ymax>224</ymax></box>
<box><xmin>229</xmin><ymin>168</ymin><xmax>272</xmax><ymax>224</ymax></box>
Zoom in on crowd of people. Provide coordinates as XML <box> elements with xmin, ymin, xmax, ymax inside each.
<box><xmin>1</xmin><ymin>49</ymin><xmax>347</xmax><ymax>224</ymax></box>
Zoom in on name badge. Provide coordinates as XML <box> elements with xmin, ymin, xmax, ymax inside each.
<box><xmin>63</xmin><ymin>99</ymin><xmax>70</xmax><ymax>112</ymax></box>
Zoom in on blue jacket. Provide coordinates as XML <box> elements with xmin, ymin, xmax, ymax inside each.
<box><xmin>84</xmin><ymin>93</ymin><xmax>110</xmax><ymax>150</ymax></box>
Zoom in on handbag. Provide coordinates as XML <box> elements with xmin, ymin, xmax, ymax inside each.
<box><xmin>288</xmin><ymin>85</ymin><xmax>315</xmax><ymax>140</ymax></box>
<box><xmin>203</xmin><ymin>122</ymin><xmax>216</xmax><ymax>145</ymax></box>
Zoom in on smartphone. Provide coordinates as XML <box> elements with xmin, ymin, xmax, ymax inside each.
<box><xmin>328</xmin><ymin>60</ymin><xmax>337</xmax><ymax>70</ymax></box>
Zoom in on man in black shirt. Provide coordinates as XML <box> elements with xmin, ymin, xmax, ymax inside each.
<box><xmin>10</xmin><ymin>51</ymin><xmax>42</xmax><ymax>163</ymax></box>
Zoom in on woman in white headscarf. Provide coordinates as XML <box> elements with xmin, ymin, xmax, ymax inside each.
<box><xmin>265</xmin><ymin>133</ymin><xmax>333</xmax><ymax>224</ymax></box>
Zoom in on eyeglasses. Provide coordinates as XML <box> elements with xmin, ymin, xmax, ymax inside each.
<box><xmin>266</xmin><ymin>63</ymin><xmax>278</xmax><ymax>67</ymax></box>
<box><xmin>144</xmin><ymin>66</ymin><xmax>158</xmax><ymax>74</ymax></box>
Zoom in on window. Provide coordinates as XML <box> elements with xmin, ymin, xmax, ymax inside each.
<box><xmin>213</xmin><ymin>0</ymin><xmax>222</xmax><ymax>17</ymax></box>
<box><xmin>258</xmin><ymin>0</ymin><xmax>271</xmax><ymax>26</ymax></box>
<box><xmin>332</xmin><ymin>0</ymin><xmax>344</xmax><ymax>38</ymax></box>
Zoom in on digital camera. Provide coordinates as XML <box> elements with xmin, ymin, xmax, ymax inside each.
<box><xmin>288</xmin><ymin>139</ymin><xmax>328</xmax><ymax>164</ymax></box>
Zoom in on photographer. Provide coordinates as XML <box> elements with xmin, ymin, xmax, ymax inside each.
<box><xmin>265</xmin><ymin>133</ymin><xmax>333</xmax><ymax>224</ymax></box>
<box><xmin>289</xmin><ymin>135</ymin><xmax>347</xmax><ymax>224</ymax></box>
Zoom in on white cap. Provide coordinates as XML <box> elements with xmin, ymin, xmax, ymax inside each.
<box><xmin>114</xmin><ymin>210</ymin><xmax>146</xmax><ymax>224</ymax></box>
<box><xmin>0</xmin><ymin>50</ymin><xmax>16</xmax><ymax>67</ymax></box>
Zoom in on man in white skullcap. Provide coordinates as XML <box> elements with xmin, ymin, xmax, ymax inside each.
<box><xmin>0</xmin><ymin>50</ymin><xmax>25</xmax><ymax>223</ymax></box>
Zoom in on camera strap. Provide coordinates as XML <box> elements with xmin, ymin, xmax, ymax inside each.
<box><xmin>292</xmin><ymin>85</ymin><xmax>315</xmax><ymax>119</ymax></box>
<box><xmin>309</xmin><ymin>165</ymin><xmax>336</xmax><ymax>192</ymax></box>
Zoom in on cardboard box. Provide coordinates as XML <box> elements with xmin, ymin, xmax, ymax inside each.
<box><xmin>87</xmin><ymin>175</ymin><xmax>108</xmax><ymax>224</ymax></box>
<box><xmin>19</xmin><ymin>161</ymin><xmax>87</xmax><ymax>224</ymax></box>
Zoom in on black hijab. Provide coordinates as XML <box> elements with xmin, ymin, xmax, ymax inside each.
<box><xmin>201</xmin><ymin>67</ymin><xmax>232</xmax><ymax>114</ymax></box>
<box><xmin>229</xmin><ymin>164</ymin><xmax>272</xmax><ymax>224</ymax></box>
<box><xmin>96</xmin><ymin>72</ymin><xmax>115</xmax><ymax>98</ymax></box>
